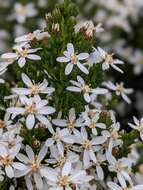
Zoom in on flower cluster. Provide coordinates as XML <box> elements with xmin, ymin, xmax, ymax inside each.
<box><xmin>0</xmin><ymin>0</ymin><xmax>142</xmax><ymax>190</ymax></box>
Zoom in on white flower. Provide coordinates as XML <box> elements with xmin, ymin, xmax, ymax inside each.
<box><xmin>107</xmin><ymin>181</ymin><xmax>143</xmax><ymax>190</ymax></box>
<box><xmin>12</xmin><ymin>73</ymin><xmax>55</xmax><ymax>96</ymax></box>
<box><xmin>83</xmin><ymin>112</ymin><xmax>106</xmax><ymax>135</ymax></box>
<box><xmin>1</xmin><ymin>46</ymin><xmax>41</xmax><ymax>68</ymax></box>
<box><xmin>108</xmin><ymin>157</ymin><xmax>133</xmax><ymax>188</ymax></box>
<box><xmin>102</xmin><ymin>122</ymin><xmax>123</xmax><ymax>157</ymax></box>
<box><xmin>96</xmin><ymin>47</ymin><xmax>124</xmax><ymax>73</ymax></box>
<box><xmin>45</xmin><ymin>146</ymin><xmax>79</xmax><ymax>167</ymax></box>
<box><xmin>0</xmin><ymin>130</ymin><xmax>23</xmax><ymax>151</ymax></box>
<box><xmin>0</xmin><ymin>145</ymin><xmax>24</xmax><ymax>178</ymax></box>
<box><xmin>10</xmin><ymin>3</ymin><xmax>37</xmax><ymax>24</ymax></box>
<box><xmin>7</xmin><ymin>95</ymin><xmax>55</xmax><ymax>130</ymax></box>
<box><xmin>15</xmin><ymin>29</ymin><xmax>50</xmax><ymax>43</ymax></box>
<box><xmin>103</xmin><ymin>81</ymin><xmax>133</xmax><ymax>104</ymax></box>
<box><xmin>15</xmin><ymin>145</ymin><xmax>48</xmax><ymax>190</ymax></box>
<box><xmin>52</xmin><ymin>108</ymin><xmax>84</xmax><ymax>132</ymax></box>
<box><xmin>0</xmin><ymin>113</ymin><xmax>13</xmax><ymax>134</ymax></box>
<box><xmin>56</xmin><ymin>43</ymin><xmax>89</xmax><ymax>75</ymax></box>
<box><xmin>45</xmin><ymin>127</ymin><xmax>74</xmax><ymax>156</ymax></box>
<box><xmin>74</xmin><ymin>127</ymin><xmax>107</xmax><ymax>168</ymax></box>
<box><xmin>67</xmin><ymin>75</ymin><xmax>108</xmax><ymax>103</ymax></box>
<box><xmin>128</xmin><ymin>116</ymin><xmax>143</xmax><ymax>141</ymax></box>
<box><xmin>41</xmin><ymin>161</ymin><xmax>93</xmax><ymax>189</ymax></box>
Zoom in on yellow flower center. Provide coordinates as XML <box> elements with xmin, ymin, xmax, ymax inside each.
<box><xmin>57</xmin><ymin>175</ymin><xmax>69</xmax><ymax>187</ymax></box>
<box><xmin>0</xmin><ymin>156</ymin><xmax>13</xmax><ymax>166</ymax></box>
<box><xmin>82</xmin><ymin>140</ymin><xmax>92</xmax><ymax>150</ymax></box>
<box><xmin>89</xmin><ymin>123</ymin><xmax>96</xmax><ymax>129</ymax></box>
<box><xmin>30</xmin><ymin>160</ymin><xmax>40</xmax><ymax>172</ymax></box>
<box><xmin>68</xmin><ymin>121</ymin><xmax>75</xmax><ymax>130</ymax></box>
<box><xmin>18</xmin><ymin>49</ymin><xmax>28</xmax><ymax>57</ymax></box>
<box><xmin>70</xmin><ymin>53</ymin><xmax>78</xmax><ymax>64</ymax></box>
<box><xmin>30</xmin><ymin>85</ymin><xmax>40</xmax><ymax>95</ymax></box>
<box><xmin>81</xmin><ymin>84</ymin><xmax>91</xmax><ymax>93</ymax></box>
<box><xmin>105</xmin><ymin>53</ymin><xmax>114</xmax><ymax>64</ymax></box>
<box><xmin>25</xmin><ymin>103</ymin><xmax>37</xmax><ymax>114</ymax></box>
<box><xmin>116</xmin><ymin>83</ymin><xmax>124</xmax><ymax>94</ymax></box>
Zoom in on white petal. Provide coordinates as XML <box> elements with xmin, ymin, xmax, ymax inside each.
<box><xmin>26</xmin><ymin>114</ymin><xmax>35</xmax><ymax>130</ymax></box>
<box><xmin>5</xmin><ymin>165</ymin><xmax>14</xmax><ymax>178</ymax></box>
<box><xmin>18</xmin><ymin>57</ymin><xmax>26</xmax><ymax>68</ymax></box>
<box><xmin>1</xmin><ymin>52</ymin><xmax>17</xmax><ymax>59</ymax></box>
<box><xmin>36</xmin><ymin>115</ymin><xmax>51</xmax><ymax>127</ymax></box>
<box><xmin>26</xmin><ymin>145</ymin><xmax>34</xmax><ymax>161</ymax></box>
<box><xmin>111</xmin><ymin>64</ymin><xmax>123</xmax><ymax>73</ymax></box>
<box><xmin>121</xmin><ymin>93</ymin><xmax>131</xmax><ymax>104</ymax></box>
<box><xmin>62</xmin><ymin>162</ymin><xmax>71</xmax><ymax>176</ymax></box>
<box><xmin>34</xmin><ymin>173</ymin><xmax>43</xmax><ymax>189</ymax></box>
<box><xmin>56</xmin><ymin>56</ymin><xmax>70</xmax><ymax>63</ymax></box>
<box><xmin>77</xmin><ymin>62</ymin><xmax>89</xmax><ymax>74</ymax></box>
<box><xmin>83</xmin><ymin>93</ymin><xmax>91</xmax><ymax>103</ymax></box>
<box><xmin>65</xmin><ymin>63</ymin><xmax>73</xmax><ymax>75</ymax></box>
<box><xmin>66</xmin><ymin>86</ymin><xmax>81</xmax><ymax>92</ymax></box>
<box><xmin>7</xmin><ymin>107</ymin><xmax>25</xmax><ymax>115</ymax></box>
<box><xmin>96</xmin><ymin>165</ymin><xmax>104</xmax><ymax>180</ymax></box>
<box><xmin>38</xmin><ymin>106</ymin><xmax>55</xmax><ymax>115</ymax></box>
<box><xmin>78</xmin><ymin>53</ymin><xmax>89</xmax><ymax>60</ymax></box>
<box><xmin>67</xmin><ymin>43</ymin><xmax>74</xmax><ymax>54</ymax></box>
<box><xmin>27</xmin><ymin>54</ymin><xmax>41</xmax><ymax>60</ymax></box>
<box><xmin>45</xmin><ymin>138</ymin><xmax>54</xmax><ymax>147</ymax></box>
<box><xmin>22</xmin><ymin>73</ymin><xmax>33</xmax><ymax>86</ymax></box>
<box><xmin>107</xmin><ymin>182</ymin><xmax>121</xmax><ymax>190</ymax></box>
<box><xmin>52</xmin><ymin>119</ymin><xmax>67</xmax><ymax>127</ymax></box>
<box><xmin>12</xmin><ymin>162</ymin><xmax>27</xmax><ymax>170</ymax></box>
<box><xmin>16</xmin><ymin>153</ymin><xmax>29</xmax><ymax>164</ymax></box>
<box><xmin>92</xmin><ymin>136</ymin><xmax>106</xmax><ymax>145</ymax></box>
<box><xmin>37</xmin><ymin>146</ymin><xmax>47</xmax><ymax>162</ymax></box>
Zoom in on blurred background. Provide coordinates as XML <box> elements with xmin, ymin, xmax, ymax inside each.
<box><xmin>1</xmin><ymin>0</ymin><xmax>143</xmax><ymax>126</ymax></box>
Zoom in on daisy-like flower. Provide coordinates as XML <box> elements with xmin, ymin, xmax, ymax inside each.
<box><xmin>96</xmin><ymin>47</ymin><xmax>124</xmax><ymax>73</ymax></box>
<box><xmin>45</xmin><ymin>127</ymin><xmax>74</xmax><ymax>156</ymax></box>
<box><xmin>108</xmin><ymin>157</ymin><xmax>133</xmax><ymax>188</ymax></box>
<box><xmin>41</xmin><ymin>161</ymin><xmax>93</xmax><ymax>189</ymax></box>
<box><xmin>67</xmin><ymin>75</ymin><xmax>108</xmax><ymax>103</ymax></box>
<box><xmin>102</xmin><ymin>122</ymin><xmax>123</xmax><ymax>156</ymax></box>
<box><xmin>12</xmin><ymin>73</ymin><xmax>55</xmax><ymax>96</ymax></box>
<box><xmin>74</xmin><ymin>127</ymin><xmax>107</xmax><ymax>168</ymax></box>
<box><xmin>7</xmin><ymin>95</ymin><xmax>55</xmax><ymax>130</ymax></box>
<box><xmin>103</xmin><ymin>81</ymin><xmax>133</xmax><ymax>104</ymax></box>
<box><xmin>52</xmin><ymin>108</ymin><xmax>84</xmax><ymax>132</ymax></box>
<box><xmin>1</xmin><ymin>45</ymin><xmax>41</xmax><ymax>68</ymax></box>
<box><xmin>0</xmin><ymin>130</ymin><xmax>23</xmax><ymax>151</ymax></box>
<box><xmin>9</xmin><ymin>3</ymin><xmax>37</xmax><ymax>24</ymax></box>
<box><xmin>45</xmin><ymin>146</ymin><xmax>79</xmax><ymax>167</ymax></box>
<box><xmin>15</xmin><ymin>29</ymin><xmax>50</xmax><ymax>43</ymax></box>
<box><xmin>56</xmin><ymin>43</ymin><xmax>89</xmax><ymax>75</ymax></box>
<box><xmin>107</xmin><ymin>181</ymin><xmax>143</xmax><ymax>190</ymax></box>
<box><xmin>0</xmin><ymin>113</ymin><xmax>13</xmax><ymax>134</ymax></box>
<box><xmin>83</xmin><ymin>111</ymin><xmax>106</xmax><ymax>135</ymax></box>
<box><xmin>128</xmin><ymin>116</ymin><xmax>143</xmax><ymax>141</ymax></box>
<box><xmin>15</xmin><ymin>145</ymin><xmax>48</xmax><ymax>190</ymax></box>
<box><xmin>0</xmin><ymin>145</ymin><xmax>25</xmax><ymax>178</ymax></box>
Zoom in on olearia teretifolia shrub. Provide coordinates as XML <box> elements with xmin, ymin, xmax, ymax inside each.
<box><xmin>0</xmin><ymin>0</ymin><xmax>143</xmax><ymax>189</ymax></box>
